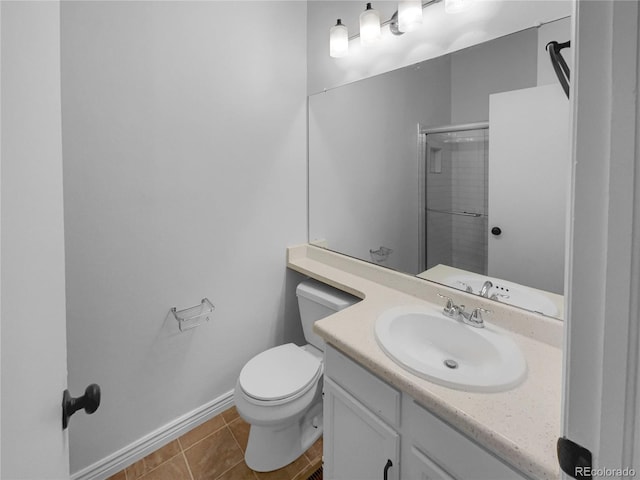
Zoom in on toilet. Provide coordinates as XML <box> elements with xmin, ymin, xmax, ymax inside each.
<box><xmin>233</xmin><ymin>279</ymin><xmax>358</xmax><ymax>472</ymax></box>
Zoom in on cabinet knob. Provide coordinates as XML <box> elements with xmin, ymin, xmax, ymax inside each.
<box><xmin>491</xmin><ymin>226</ymin><xmax>502</xmax><ymax>236</ymax></box>
<box><xmin>383</xmin><ymin>459</ymin><xmax>393</xmax><ymax>480</ymax></box>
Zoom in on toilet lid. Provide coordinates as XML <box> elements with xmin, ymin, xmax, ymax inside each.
<box><xmin>239</xmin><ymin>343</ymin><xmax>322</xmax><ymax>402</ymax></box>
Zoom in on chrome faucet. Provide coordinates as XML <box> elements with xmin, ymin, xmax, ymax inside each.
<box><xmin>437</xmin><ymin>294</ymin><xmax>491</xmax><ymax>328</ymax></box>
<box><xmin>479</xmin><ymin>280</ymin><xmax>493</xmax><ymax>298</ymax></box>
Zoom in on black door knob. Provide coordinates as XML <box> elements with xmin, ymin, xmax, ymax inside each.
<box><xmin>62</xmin><ymin>383</ymin><xmax>101</xmax><ymax>429</ymax></box>
<box><xmin>491</xmin><ymin>226</ymin><xmax>502</xmax><ymax>236</ymax></box>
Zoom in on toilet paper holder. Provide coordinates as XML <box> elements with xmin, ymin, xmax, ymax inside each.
<box><xmin>171</xmin><ymin>298</ymin><xmax>215</xmax><ymax>332</ymax></box>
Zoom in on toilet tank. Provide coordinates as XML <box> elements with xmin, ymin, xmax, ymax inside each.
<box><xmin>296</xmin><ymin>279</ymin><xmax>359</xmax><ymax>351</ymax></box>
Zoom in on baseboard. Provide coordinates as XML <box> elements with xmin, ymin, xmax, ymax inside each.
<box><xmin>71</xmin><ymin>389</ymin><xmax>235</xmax><ymax>480</ymax></box>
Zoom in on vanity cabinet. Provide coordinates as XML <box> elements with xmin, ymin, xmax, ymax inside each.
<box><xmin>323</xmin><ymin>345</ymin><xmax>530</xmax><ymax>480</ymax></box>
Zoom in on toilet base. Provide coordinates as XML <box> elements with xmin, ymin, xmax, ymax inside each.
<box><xmin>244</xmin><ymin>401</ymin><xmax>323</xmax><ymax>472</ymax></box>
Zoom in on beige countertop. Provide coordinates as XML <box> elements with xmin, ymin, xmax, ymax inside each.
<box><xmin>287</xmin><ymin>244</ymin><xmax>563</xmax><ymax>480</ymax></box>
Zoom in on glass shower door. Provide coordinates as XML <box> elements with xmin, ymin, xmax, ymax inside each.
<box><xmin>425</xmin><ymin>128</ymin><xmax>488</xmax><ymax>275</ymax></box>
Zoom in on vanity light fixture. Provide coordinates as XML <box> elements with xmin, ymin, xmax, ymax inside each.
<box><xmin>359</xmin><ymin>3</ymin><xmax>382</xmax><ymax>46</ymax></box>
<box><xmin>398</xmin><ymin>0</ymin><xmax>423</xmax><ymax>32</ymax></box>
<box><xmin>329</xmin><ymin>0</ymin><xmax>446</xmax><ymax>58</ymax></box>
<box><xmin>329</xmin><ymin>19</ymin><xmax>349</xmax><ymax>58</ymax></box>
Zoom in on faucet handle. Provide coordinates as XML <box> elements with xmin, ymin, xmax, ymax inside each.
<box><xmin>437</xmin><ymin>293</ymin><xmax>452</xmax><ymax>304</ymax></box>
<box><xmin>490</xmin><ymin>293</ymin><xmax>510</xmax><ymax>301</ymax></box>
<box><xmin>437</xmin><ymin>293</ymin><xmax>457</xmax><ymax>316</ymax></box>
<box><xmin>469</xmin><ymin>307</ymin><xmax>491</xmax><ymax>326</ymax></box>
<box><xmin>455</xmin><ymin>281</ymin><xmax>474</xmax><ymax>293</ymax></box>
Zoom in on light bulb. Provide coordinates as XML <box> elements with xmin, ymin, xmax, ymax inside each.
<box><xmin>359</xmin><ymin>3</ymin><xmax>381</xmax><ymax>47</ymax></box>
<box><xmin>398</xmin><ymin>0</ymin><xmax>423</xmax><ymax>32</ymax></box>
<box><xmin>329</xmin><ymin>19</ymin><xmax>349</xmax><ymax>58</ymax></box>
<box><xmin>445</xmin><ymin>0</ymin><xmax>474</xmax><ymax>14</ymax></box>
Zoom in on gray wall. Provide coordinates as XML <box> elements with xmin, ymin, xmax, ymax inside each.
<box><xmin>451</xmin><ymin>27</ymin><xmax>538</xmax><ymax>123</ymax></box>
<box><xmin>61</xmin><ymin>1</ymin><xmax>307</xmax><ymax>473</ymax></box>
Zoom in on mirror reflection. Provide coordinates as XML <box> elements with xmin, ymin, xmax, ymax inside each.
<box><xmin>309</xmin><ymin>19</ymin><xmax>571</xmax><ymax>319</ymax></box>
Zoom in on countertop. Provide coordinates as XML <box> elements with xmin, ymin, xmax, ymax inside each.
<box><xmin>287</xmin><ymin>244</ymin><xmax>563</xmax><ymax>480</ymax></box>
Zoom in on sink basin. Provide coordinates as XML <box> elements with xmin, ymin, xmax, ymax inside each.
<box><xmin>375</xmin><ymin>305</ymin><xmax>527</xmax><ymax>392</ymax></box>
<box><xmin>446</xmin><ymin>275</ymin><xmax>559</xmax><ymax>317</ymax></box>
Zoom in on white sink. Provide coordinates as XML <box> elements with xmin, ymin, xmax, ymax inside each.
<box><xmin>375</xmin><ymin>305</ymin><xmax>527</xmax><ymax>392</ymax></box>
<box><xmin>446</xmin><ymin>275</ymin><xmax>559</xmax><ymax>317</ymax></box>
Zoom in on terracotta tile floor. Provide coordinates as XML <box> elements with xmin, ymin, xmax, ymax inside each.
<box><xmin>107</xmin><ymin>406</ymin><xmax>323</xmax><ymax>480</ymax></box>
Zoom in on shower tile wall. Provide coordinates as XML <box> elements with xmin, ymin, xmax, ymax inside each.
<box><xmin>426</xmin><ymin>131</ymin><xmax>488</xmax><ymax>275</ymax></box>
<box><xmin>450</xmin><ymin>138</ymin><xmax>488</xmax><ymax>274</ymax></box>
<box><xmin>426</xmin><ymin>147</ymin><xmax>453</xmax><ymax>269</ymax></box>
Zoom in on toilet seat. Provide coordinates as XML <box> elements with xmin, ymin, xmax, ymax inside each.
<box><xmin>239</xmin><ymin>343</ymin><xmax>323</xmax><ymax>406</ymax></box>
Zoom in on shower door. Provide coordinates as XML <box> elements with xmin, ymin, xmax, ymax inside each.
<box><xmin>424</xmin><ymin>128</ymin><xmax>489</xmax><ymax>275</ymax></box>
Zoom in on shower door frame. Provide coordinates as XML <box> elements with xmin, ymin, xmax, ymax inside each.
<box><xmin>417</xmin><ymin>121</ymin><xmax>489</xmax><ymax>273</ymax></box>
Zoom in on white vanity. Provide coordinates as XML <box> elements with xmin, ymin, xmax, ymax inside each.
<box><xmin>324</xmin><ymin>345</ymin><xmax>529</xmax><ymax>479</ymax></box>
<box><xmin>287</xmin><ymin>244</ymin><xmax>563</xmax><ymax>480</ymax></box>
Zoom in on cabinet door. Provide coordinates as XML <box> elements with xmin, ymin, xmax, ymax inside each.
<box><xmin>324</xmin><ymin>378</ymin><xmax>400</xmax><ymax>480</ymax></box>
<box><xmin>404</xmin><ymin>445</ymin><xmax>457</xmax><ymax>480</ymax></box>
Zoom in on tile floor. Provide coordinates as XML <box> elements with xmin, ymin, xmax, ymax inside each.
<box><xmin>107</xmin><ymin>406</ymin><xmax>322</xmax><ymax>480</ymax></box>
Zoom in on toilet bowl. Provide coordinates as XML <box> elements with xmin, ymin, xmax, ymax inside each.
<box><xmin>233</xmin><ymin>279</ymin><xmax>358</xmax><ymax>472</ymax></box>
<box><xmin>234</xmin><ymin>344</ymin><xmax>324</xmax><ymax>471</ymax></box>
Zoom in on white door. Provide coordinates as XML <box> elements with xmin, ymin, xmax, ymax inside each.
<box><xmin>488</xmin><ymin>84</ymin><xmax>570</xmax><ymax>295</ymax></box>
<box><xmin>1</xmin><ymin>1</ymin><xmax>70</xmax><ymax>478</ymax></box>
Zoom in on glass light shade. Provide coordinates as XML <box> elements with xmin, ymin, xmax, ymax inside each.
<box><xmin>329</xmin><ymin>19</ymin><xmax>349</xmax><ymax>58</ymax></box>
<box><xmin>398</xmin><ymin>0</ymin><xmax>423</xmax><ymax>32</ymax></box>
<box><xmin>360</xmin><ymin>3</ymin><xmax>381</xmax><ymax>46</ymax></box>
<box><xmin>445</xmin><ymin>0</ymin><xmax>474</xmax><ymax>14</ymax></box>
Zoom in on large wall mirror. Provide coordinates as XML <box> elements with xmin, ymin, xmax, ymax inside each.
<box><xmin>309</xmin><ymin>18</ymin><xmax>571</xmax><ymax>320</ymax></box>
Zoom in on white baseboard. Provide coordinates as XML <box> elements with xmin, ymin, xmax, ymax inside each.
<box><xmin>71</xmin><ymin>390</ymin><xmax>235</xmax><ymax>480</ymax></box>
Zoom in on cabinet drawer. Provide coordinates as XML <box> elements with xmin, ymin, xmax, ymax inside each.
<box><xmin>404</xmin><ymin>398</ymin><xmax>528</xmax><ymax>480</ymax></box>
<box><xmin>325</xmin><ymin>345</ymin><xmax>401</xmax><ymax>428</ymax></box>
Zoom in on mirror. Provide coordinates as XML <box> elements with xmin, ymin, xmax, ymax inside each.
<box><xmin>309</xmin><ymin>19</ymin><xmax>571</xmax><ymax>319</ymax></box>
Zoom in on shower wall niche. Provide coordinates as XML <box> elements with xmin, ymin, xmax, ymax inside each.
<box><xmin>425</xmin><ymin>128</ymin><xmax>488</xmax><ymax>275</ymax></box>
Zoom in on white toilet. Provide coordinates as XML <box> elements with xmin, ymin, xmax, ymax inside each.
<box><xmin>233</xmin><ymin>279</ymin><xmax>358</xmax><ymax>472</ymax></box>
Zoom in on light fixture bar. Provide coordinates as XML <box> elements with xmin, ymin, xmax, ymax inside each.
<box><xmin>347</xmin><ymin>0</ymin><xmax>441</xmax><ymax>41</ymax></box>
